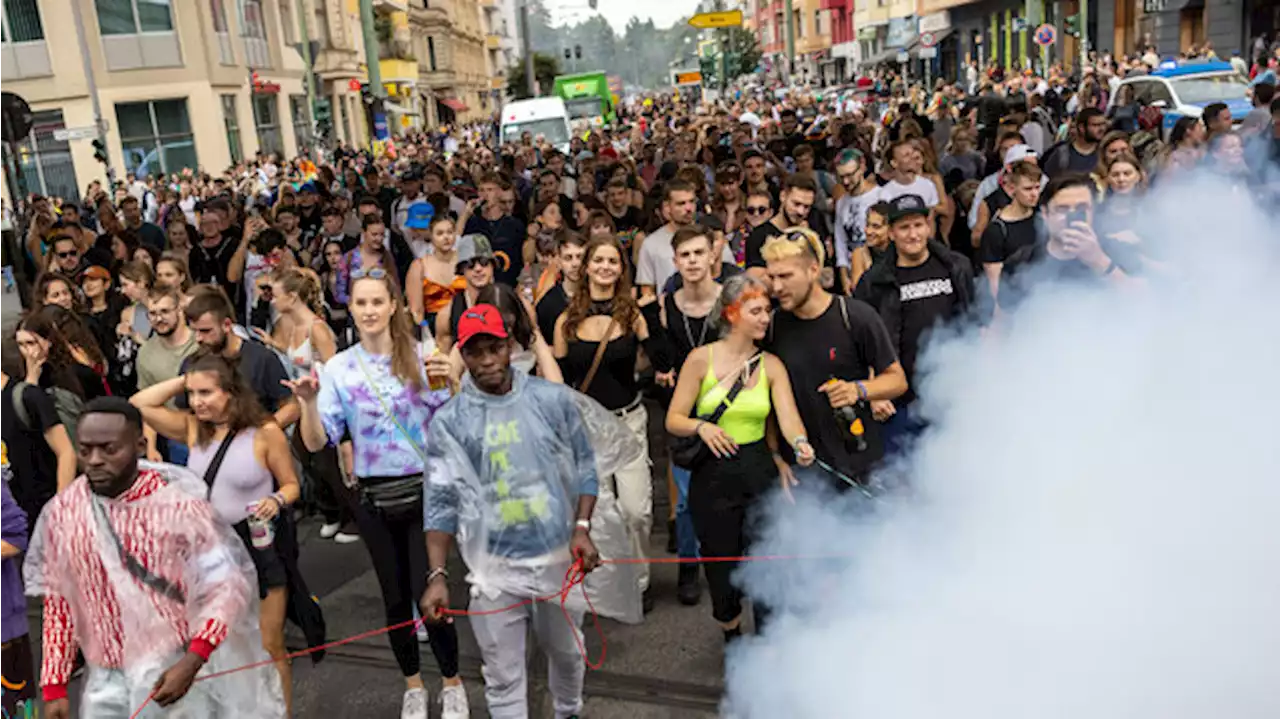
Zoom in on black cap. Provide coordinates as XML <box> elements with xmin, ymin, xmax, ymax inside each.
<box><xmin>886</xmin><ymin>194</ymin><xmax>931</xmax><ymax>224</ymax></box>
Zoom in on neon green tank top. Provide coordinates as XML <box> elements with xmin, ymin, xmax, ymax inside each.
<box><xmin>695</xmin><ymin>347</ymin><xmax>771</xmax><ymax>445</ymax></box>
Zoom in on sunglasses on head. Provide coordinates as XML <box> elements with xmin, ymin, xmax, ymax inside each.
<box><xmin>350</xmin><ymin>267</ymin><xmax>387</xmax><ymax>281</ymax></box>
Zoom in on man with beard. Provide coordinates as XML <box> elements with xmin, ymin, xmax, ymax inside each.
<box><xmin>187</xmin><ymin>211</ymin><xmax>240</xmax><ymax>301</ymax></box>
<box><xmin>422</xmin><ymin>304</ymin><xmax>600</xmax><ymax>719</ymax></box>
<box><xmin>29</xmin><ymin>397</ymin><xmax>284</xmax><ymax>719</ymax></box>
<box><xmin>135</xmin><ymin>284</ymin><xmax>198</xmax><ymax>463</ymax></box>
<box><xmin>762</xmin><ymin>230</ymin><xmax>907</xmax><ymax>491</ymax></box>
<box><xmin>423</xmin><ymin>165</ymin><xmax>467</xmax><ymax>218</ymax></box>
<box><xmin>179</xmin><ymin>286</ymin><xmax>295</xmax><ymax>427</ymax></box>
<box><xmin>854</xmin><ymin>195</ymin><xmax>973</xmax><ymax>458</ymax></box>
<box><xmin>272</xmin><ymin>205</ymin><xmax>307</xmax><ymax>264</ymax></box>
<box><xmin>740</xmin><ymin>149</ymin><xmax>781</xmax><ymax>206</ymax></box>
<box><xmin>604</xmin><ymin>179</ymin><xmax>645</xmax><ymax>258</ymax></box>
<box><xmin>363</xmin><ymin>166</ymin><xmax>400</xmax><ymax>225</ymax></box>
<box><xmin>1041</xmin><ymin>108</ymin><xmax>1108</xmax><ymax>178</ymax></box>
<box><xmin>636</xmin><ymin>180</ymin><xmax>699</xmax><ymax>300</ymax></box>
<box><xmin>745</xmin><ymin>173</ymin><xmax>817</xmax><ymax>275</ymax></box>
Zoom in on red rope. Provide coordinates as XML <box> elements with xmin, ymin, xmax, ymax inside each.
<box><xmin>127</xmin><ymin>553</ymin><xmax>808</xmax><ymax>718</ymax></box>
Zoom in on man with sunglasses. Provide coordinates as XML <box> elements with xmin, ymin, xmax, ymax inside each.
<box><xmin>834</xmin><ymin>149</ymin><xmax>883</xmax><ymax>295</ymax></box>
<box><xmin>437</xmin><ymin>234</ymin><xmax>497</xmax><ymax>352</ymax></box>
<box><xmin>464</xmin><ymin>172</ymin><xmax>527</xmax><ymax>288</ymax></box>
<box><xmin>47</xmin><ymin>236</ymin><xmax>87</xmax><ymax>277</ymax></box>
<box><xmin>998</xmin><ymin>175</ymin><xmax>1139</xmax><ymax>313</ymax></box>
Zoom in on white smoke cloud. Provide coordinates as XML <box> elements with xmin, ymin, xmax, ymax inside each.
<box><xmin>726</xmin><ymin>175</ymin><xmax>1280</xmax><ymax>719</ymax></box>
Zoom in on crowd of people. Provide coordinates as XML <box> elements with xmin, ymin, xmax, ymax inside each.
<box><xmin>2</xmin><ymin>41</ymin><xmax>1279</xmax><ymax>719</ymax></box>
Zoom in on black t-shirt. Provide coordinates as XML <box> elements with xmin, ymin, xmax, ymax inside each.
<box><xmin>188</xmin><ymin>237</ymin><xmax>240</xmax><ymax>300</ymax></box>
<box><xmin>132</xmin><ymin>222</ymin><xmax>166</xmax><ymax>250</ymax></box>
<box><xmin>608</xmin><ymin>206</ymin><xmax>644</xmax><ymax>234</ymax></box>
<box><xmin>983</xmin><ymin>186</ymin><xmax>1012</xmax><ymax>217</ymax></box>
<box><xmin>745</xmin><ymin>222</ymin><xmax>784</xmax><ymax>269</ymax></box>
<box><xmin>464</xmin><ymin>212</ymin><xmax>527</xmax><ymax>287</ymax></box>
<box><xmin>895</xmin><ymin>255</ymin><xmax>960</xmax><ymax>405</ymax></box>
<box><xmin>980</xmin><ymin>212</ymin><xmax>1038</xmax><ymax>264</ymax></box>
<box><xmin>662</xmin><ymin>263</ymin><xmax>743</xmax><ymax>295</ymax></box>
<box><xmin>536</xmin><ymin>283</ymin><xmax>570</xmax><ymax>345</ymax></box>
<box><xmin>2</xmin><ymin>379</ymin><xmax>62</xmax><ymax>529</ymax></box>
<box><xmin>663</xmin><ymin>293</ymin><xmax>714</xmax><ymax>371</ymax></box>
<box><xmin>997</xmin><ymin>236</ymin><xmax>1139</xmax><ymax>312</ymax></box>
<box><xmin>177</xmin><ymin>339</ymin><xmax>291</xmax><ymax>414</ymax></box>
<box><xmin>765</xmin><ymin>295</ymin><xmax>898</xmax><ymax>478</ymax></box>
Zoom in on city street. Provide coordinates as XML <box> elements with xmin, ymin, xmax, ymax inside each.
<box><xmin>4</xmin><ymin>271</ymin><xmax>727</xmax><ymax>717</ymax></box>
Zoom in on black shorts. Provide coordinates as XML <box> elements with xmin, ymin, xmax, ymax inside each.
<box><xmin>234</xmin><ymin>517</ymin><xmax>289</xmax><ymax>599</ymax></box>
<box><xmin>2</xmin><ymin>634</ymin><xmax>37</xmax><ymax>714</ymax></box>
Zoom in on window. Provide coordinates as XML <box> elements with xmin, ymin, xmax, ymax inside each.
<box><xmin>290</xmin><ymin>95</ymin><xmax>311</xmax><ymax>151</ymax></box>
<box><xmin>279</xmin><ymin>0</ymin><xmax>297</xmax><ymax>45</ymax></box>
<box><xmin>240</xmin><ymin>0</ymin><xmax>271</xmax><ymax>67</ymax></box>
<box><xmin>427</xmin><ymin>36</ymin><xmax>437</xmax><ymax>71</ymax></box>
<box><xmin>793</xmin><ymin>10</ymin><xmax>803</xmax><ymax>37</ymax></box>
<box><xmin>3</xmin><ymin>0</ymin><xmax>45</xmax><ymax>42</ymax></box>
<box><xmin>115</xmin><ymin>99</ymin><xmax>197</xmax><ymax>176</ymax></box>
<box><xmin>1</xmin><ymin>111</ymin><xmax>78</xmax><ymax>200</ymax></box>
<box><xmin>211</xmin><ymin>0</ymin><xmax>228</xmax><ymax>31</ymax></box>
<box><xmin>222</xmin><ymin>94</ymin><xmax>242</xmax><ymax>164</ymax></box>
<box><xmin>96</xmin><ymin>0</ymin><xmax>173</xmax><ymax>35</ymax></box>
<box><xmin>253</xmin><ymin>94</ymin><xmax>282</xmax><ymax>156</ymax></box>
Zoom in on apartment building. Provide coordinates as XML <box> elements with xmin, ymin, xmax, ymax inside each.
<box><xmin>411</xmin><ymin>0</ymin><xmax>493</xmax><ymax>128</ymax></box>
<box><xmin>2</xmin><ymin>0</ymin><xmax>309</xmax><ymax>199</ymax></box>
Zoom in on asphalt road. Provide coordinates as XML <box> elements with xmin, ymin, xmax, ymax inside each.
<box><xmin>19</xmin><ymin>399</ymin><xmax>733</xmax><ymax>717</ymax></box>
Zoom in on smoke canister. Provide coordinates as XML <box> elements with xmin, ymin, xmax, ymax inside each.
<box><xmin>246</xmin><ymin>503</ymin><xmax>275</xmax><ymax>549</ymax></box>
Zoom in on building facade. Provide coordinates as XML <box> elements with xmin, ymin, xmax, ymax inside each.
<box><xmin>2</xmin><ymin>0</ymin><xmax>308</xmax><ymax>199</ymax></box>
<box><xmin>752</xmin><ymin>0</ymin><xmax>835</xmax><ymax>83</ymax></box>
<box><xmin>481</xmin><ymin>0</ymin><xmax>519</xmax><ymax>105</ymax></box>
<box><xmin>411</xmin><ymin>0</ymin><xmax>492</xmax><ymax>128</ymax></box>
<box><xmin>311</xmin><ymin>0</ymin><xmax>371</xmax><ymax>148</ymax></box>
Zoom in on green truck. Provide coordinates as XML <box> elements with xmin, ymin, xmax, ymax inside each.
<box><xmin>552</xmin><ymin>72</ymin><xmax>616</xmax><ymax>126</ymax></box>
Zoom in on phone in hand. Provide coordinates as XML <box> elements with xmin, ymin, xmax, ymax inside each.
<box><xmin>1065</xmin><ymin>207</ymin><xmax>1088</xmax><ymax>228</ymax></box>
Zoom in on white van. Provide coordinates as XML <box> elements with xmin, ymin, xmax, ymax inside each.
<box><xmin>499</xmin><ymin>97</ymin><xmax>572</xmax><ymax>154</ymax></box>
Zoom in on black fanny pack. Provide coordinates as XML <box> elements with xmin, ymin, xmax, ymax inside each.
<box><xmin>361</xmin><ymin>475</ymin><xmax>423</xmax><ymax>521</ymax></box>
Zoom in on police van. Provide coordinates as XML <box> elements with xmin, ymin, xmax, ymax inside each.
<box><xmin>1109</xmin><ymin>59</ymin><xmax>1252</xmax><ymax>137</ymax></box>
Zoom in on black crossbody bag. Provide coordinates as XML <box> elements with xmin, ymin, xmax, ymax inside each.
<box><xmin>669</xmin><ymin>353</ymin><xmax>762</xmax><ymax>471</ymax></box>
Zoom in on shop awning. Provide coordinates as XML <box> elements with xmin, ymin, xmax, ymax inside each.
<box><xmin>439</xmin><ymin>97</ymin><xmax>468</xmax><ymax>112</ymax></box>
<box><xmin>909</xmin><ymin>27</ymin><xmax>956</xmax><ymax>58</ymax></box>
<box><xmin>860</xmin><ymin>47</ymin><xmax>898</xmax><ymax>68</ymax></box>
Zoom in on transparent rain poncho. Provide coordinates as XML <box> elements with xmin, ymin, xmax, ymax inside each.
<box><xmin>424</xmin><ymin>370</ymin><xmax>645</xmax><ymax>624</ymax></box>
<box><xmin>24</xmin><ymin>461</ymin><xmax>285</xmax><ymax>717</ymax></box>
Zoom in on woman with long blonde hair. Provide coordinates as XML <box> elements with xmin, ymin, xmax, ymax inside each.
<box><xmin>287</xmin><ymin>268</ymin><xmax>467</xmax><ymax>719</ymax></box>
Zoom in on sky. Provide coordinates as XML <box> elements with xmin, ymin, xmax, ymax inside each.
<box><xmin>547</xmin><ymin>0</ymin><xmax>701</xmax><ymax>34</ymax></box>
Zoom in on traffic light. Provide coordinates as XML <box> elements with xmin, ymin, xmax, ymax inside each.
<box><xmin>92</xmin><ymin>138</ymin><xmax>108</xmax><ymax>165</ymax></box>
<box><xmin>360</xmin><ymin>82</ymin><xmax>374</xmax><ymax>105</ymax></box>
<box><xmin>313</xmin><ymin>99</ymin><xmax>332</xmax><ymax>140</ymax></box>
<box><xmin>1063</xmin><ymin>14</ymin><xmax>1080</xmax><ymax>37</ymax></box>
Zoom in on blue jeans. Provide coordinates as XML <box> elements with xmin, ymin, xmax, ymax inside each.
<box><xmin>670</xmin><ymin>463</ymin><xmax>699</xmax><ymax>559</ymax></box>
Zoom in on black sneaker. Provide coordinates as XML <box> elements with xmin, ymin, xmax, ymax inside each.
<box><xmin>642</xmin><ymin>588</ymin><xmax>655</xmax><ymax>614</ymax></box>
<box><xmin>676</xmin><ymin>564</ymin><xmax>700</xmax><ymax>606</ymax></box>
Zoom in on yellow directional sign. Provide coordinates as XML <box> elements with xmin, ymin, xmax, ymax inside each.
<box><xmin>688</xmin><ymin>10</ymin><xmax>743</xmax><ymax>29</ymax></box>
<box><xmin>673</xmin><ymin>71</ymin><xmax>703</xmax><ymax>86</ymax></box>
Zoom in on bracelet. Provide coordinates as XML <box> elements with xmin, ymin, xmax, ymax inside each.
<box><xmin>426</xmin><ymin>567</ymin><xmax>449</xmax><ymax>584</ymax></box>
<box><xmin>1101</xmin><ymin>259</ymin><xmax>1117</xmax><ymax>276</ymax></box>
<box><xmin>694</xmin><ymin>419</ymin><xmax>707</xmax><ymax>435</ymax></box>
<box><xmin>854</xmin><ymin>381</ymin><xmax>868</xmax><ymax>401</ymax></box>
<box><xmin>268</xmin><ymin>492</ymin><xmax>287</xmax><ymax>508</ymax></box>
<box><xmin>792</xmin><ymin>436</ymin><xmax>810</xmax><ymax>449</ymax></box>
<box><xmin>574</xmin><ymin>518</ymin><xmax>591</xmax><ymax>532</ymax></box>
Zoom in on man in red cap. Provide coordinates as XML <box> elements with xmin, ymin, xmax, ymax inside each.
<box><xmin>422</xmin><ymin>304</ymin><xmax>601</xmax><ymax>719</ymax></box>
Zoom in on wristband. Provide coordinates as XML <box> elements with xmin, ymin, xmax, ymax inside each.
<box><xmin>1102</xmin><ymin>259</ymin><xmax>1117</xmax><ymax>276</ymax></box>
<box><xmin>426</xmin><ymin>567</ymin><xmax>449</xmax><ymax>584</ymax></box>
<box><xmin>574</xmin><ymin>518</ymin><xmax>591</xmax><ymax>532</ymax></box>
<box><xmin>792</xmin><ymin>436</ymin><xmax>810</xmax><ymax>449</ymax></box>
<box><xmin>854</xmin><ymin>381</ymin><xmax>868</xmax><ymax>401</ymax></box>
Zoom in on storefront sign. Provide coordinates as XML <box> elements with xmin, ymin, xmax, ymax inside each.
<box><xmin>1143</xmin><ymin>0</ymin><xmax>1167</xmax><ymax>12</ymax></box>
<box><xmin>887</xmin><ymin>16</ymin><xmax>917</xmax><ymax>48</ymax></box>
<box><xmin>918</xmin><ymin>11</ymin><xmax>950</xmax><ymax>35</ymax></box>
<box><xmin>857</xmin><ymin>27</ymin><xmax>879</xmax><ymax>41</ymax></box>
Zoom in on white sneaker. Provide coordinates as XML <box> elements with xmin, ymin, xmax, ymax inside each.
<box><xmin>401</xmin><ymin>687</ymin><xmax>428</xmax><ymax>719</ymax></box>
<box><xmin>439</xmin><ymin>684</ymin><xmax>469</xmax><ymax>719</ymax></box>
<box><xmin>416</xmin><ymin>621</ymin><xmax>429</xmax><ymax>643</ymax></box>
<box><xmin>318</xmin><ymin>522</ymin><xmax>341</xmax><ymax>539</ymax></box>
<box><xmin>333</xmin><ymin>531</ymin><xmax>361</xmax><ymax>544</ymax></box>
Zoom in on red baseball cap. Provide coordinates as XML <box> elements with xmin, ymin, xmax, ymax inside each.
<box><xmin>456</xmin><ymin>304</ymin><xmax>509</xmax><ymax>348</ymax></box>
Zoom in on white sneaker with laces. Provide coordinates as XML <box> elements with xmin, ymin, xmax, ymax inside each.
<box><xmin>318</xmin><ymin>522</ymin><xmax>341</xmax><ymax>539</ymax></box>
<box><xmin>401</xmin><ymin>688</ymin><xmax>428</xmax><ymax>719</ymax></box>
<box><xmin>439</xmin><ymin>684</ymin><xmax>469</xmax><ymax>719</ymax></box>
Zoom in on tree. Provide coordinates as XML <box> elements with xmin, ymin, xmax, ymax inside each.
<box><xmin>507</xmin><ymin>53</ymin><xmax>562</xmax><ymax>99</ymax></box>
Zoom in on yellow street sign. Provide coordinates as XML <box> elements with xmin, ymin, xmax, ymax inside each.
<box><xmin>673</xmin><ymin>71</ymin><xmax>703</xmax><ymax>86</ymax></box>
<box><xmin>688</xmin><ymin>10</ymin><xmax>743</xmax><ymax>29</ymax></box>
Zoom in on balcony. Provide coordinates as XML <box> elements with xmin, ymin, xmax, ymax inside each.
<box><xmin>380</xmin><ymin>57</ymin><xmax>419</xmax><ymax>82</ymax></box>
<box><xmin>420</xmin><ymin>67</ymin><xmax>458</xmax><ymax>88</ymax></box>
<box><xmin>486</xmin><ymin>33</ymin><xmax>501</xmax><ymax>49</ymax></box>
